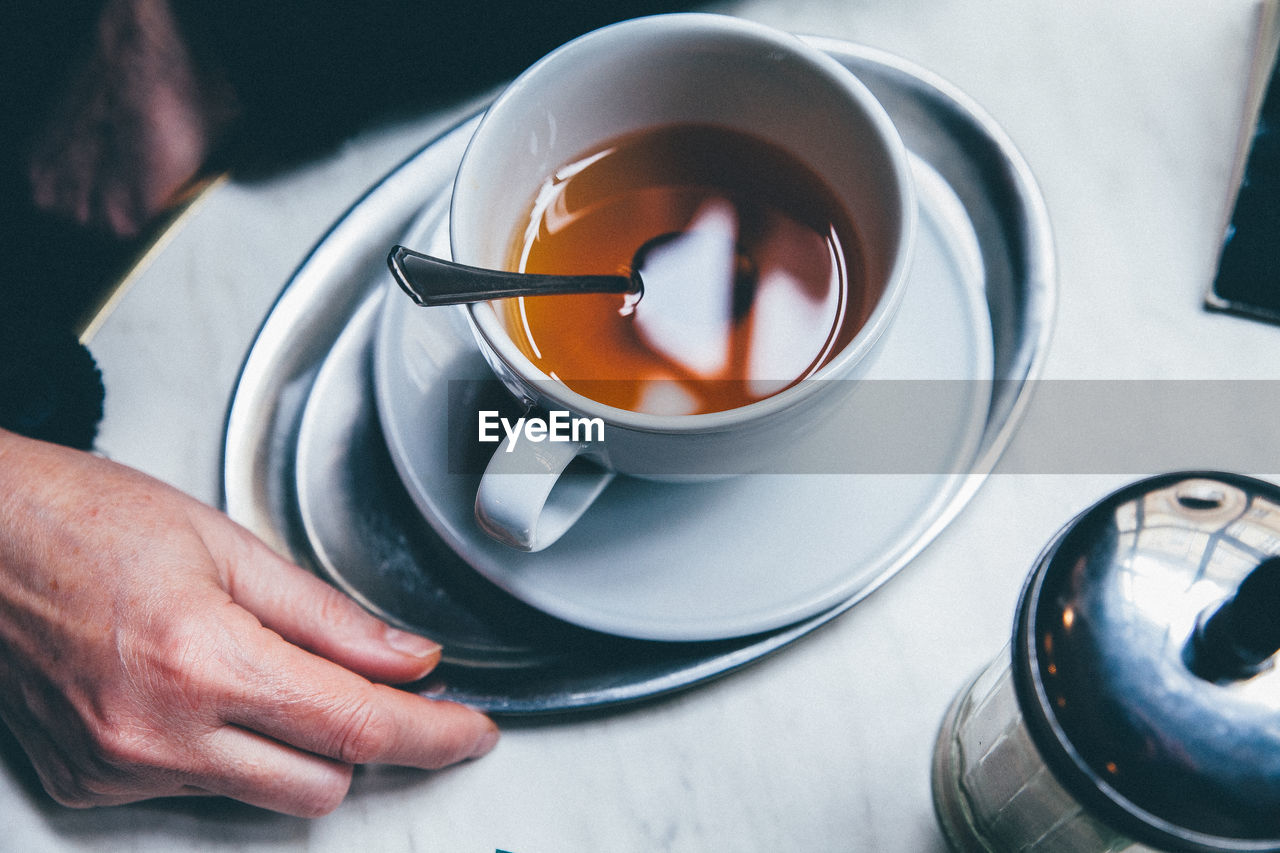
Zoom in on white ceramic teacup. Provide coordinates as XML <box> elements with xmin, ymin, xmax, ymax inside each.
<box><xmin>448</xmin><ymin>13</ymin><xmax>915</xmax><ymax>551</ymax></box>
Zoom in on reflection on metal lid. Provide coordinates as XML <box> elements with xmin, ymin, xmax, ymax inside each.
<box><xmin>1015</xmin><ymin>472</ymin><xmax>1280</xmax><ymax>851</ymax></box>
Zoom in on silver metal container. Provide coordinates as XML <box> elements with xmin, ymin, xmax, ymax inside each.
<box><xmin>933</xmin><ymin>472</ymin><xmax>1280</xmax><ymax>852</ymax></box>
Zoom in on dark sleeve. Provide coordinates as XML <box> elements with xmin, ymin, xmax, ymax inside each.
<box><xmin>0</xmin><ymin>323</ymin><xmax>104</xmax><ymax>451</ymax></box>
<box><xmin>171</xmin><ymin>0</ymin><xmax>698</xmax><ymax>170</ymax></box>
<box><xmin>0</xmin><ymin>1</ymin><xmax>110</xmax><ymax>450</ymax></box>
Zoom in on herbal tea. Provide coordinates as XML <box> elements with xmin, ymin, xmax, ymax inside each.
<box><xmin>501</xmin><ymin>123</ymin><xmax>872</xmax><ymax>414</ymax></box>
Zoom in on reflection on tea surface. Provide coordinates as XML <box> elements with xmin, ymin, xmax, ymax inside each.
<box><xmin>502</xmin><ymin>123</ymin><xmax>872</xmax><ymax>415</ymax></box>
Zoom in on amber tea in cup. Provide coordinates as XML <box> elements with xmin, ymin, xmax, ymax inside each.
<box><xmin>498</xmin><ymin>122</ymin><xmax>872</xmax><ymax>415</ymax></box>
<box><xmin>450</xmin><ymin>13</ymin><xmax>913</xmax><ymax>550</ymax></box>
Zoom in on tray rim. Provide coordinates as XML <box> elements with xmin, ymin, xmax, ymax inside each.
<box><xmin>215</xmin><ymin>38</ymin><xmax>1056</xmax><ymax>713</ymax></box>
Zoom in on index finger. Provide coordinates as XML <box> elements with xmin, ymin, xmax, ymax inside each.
<box><xmin>217</xmin><ymin>616</ymin><xmax>499</xmax><ymax>769</ymax></box>
<box><xmin>210</xmin><ymin>514</ymin><xmax>446</xmax><ymax>686</ymax></box>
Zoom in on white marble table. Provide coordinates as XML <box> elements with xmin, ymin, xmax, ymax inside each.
<box><xmin>9</xmin><ymin>1</ymin><xmax>1278</xmax><ymax>850</ymax></box>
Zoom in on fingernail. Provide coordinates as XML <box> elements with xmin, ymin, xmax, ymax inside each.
<box><xmin>470</xmin><ymin>724</ymin><xmax>500</xmax><ymax>759</ymax></box>
<box><xmin>383</xmin><ymin>626</ymin><xmax>441</xmax><ymax>659</ymax></box>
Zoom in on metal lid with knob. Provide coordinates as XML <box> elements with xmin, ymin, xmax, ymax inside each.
<box><xmin>1013</xmin><ymin>472</ymin><xmax>1280</xmax><ymax>853</ymax></box>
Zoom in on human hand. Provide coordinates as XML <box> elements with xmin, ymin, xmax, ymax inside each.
<box><xmin>26</xmin><ymin>0</ymin><xmax>238</xmax><ymax>237</ymax></box>
<box><xmin>0</xmin><ymin>429</ymin><xmax>497</xmax><ymax>816</ymax></box>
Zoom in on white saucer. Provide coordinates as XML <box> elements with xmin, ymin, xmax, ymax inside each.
<box><xmin>372</xmin><ymin>155</ymin><xmax>994</xmax><ymax>641</ymax></box>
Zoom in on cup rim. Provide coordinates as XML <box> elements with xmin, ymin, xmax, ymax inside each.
<box><xmin>456</xmin><ymin>12</ymin><xmax>916</xmax><ymax>433</ymax></box>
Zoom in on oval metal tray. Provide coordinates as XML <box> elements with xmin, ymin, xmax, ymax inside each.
<box><xmin>221</xmin><ymin>39</ymin><xmax>1054</xmax><ymax>714</ymax></box>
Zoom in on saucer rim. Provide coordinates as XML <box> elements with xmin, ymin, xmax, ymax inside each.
<box><xmin>219</xmin><ymin>37</ymin><xmax>1056</xmax><ymax>709</ymax></box>
<box><xmin>371</xmin><ymin>152</ymin><xmax>996</xmax><ymax>641</ymax></box>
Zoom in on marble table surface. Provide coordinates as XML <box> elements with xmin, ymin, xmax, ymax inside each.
<box><xmin>9</xmin><ymin>0</ymin><xmax>1278</xmax><ymax>850</ymax></box>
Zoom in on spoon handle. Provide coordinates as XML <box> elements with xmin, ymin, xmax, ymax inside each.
<box><xmin>388</xmin><ymin>245</ymin><xmax>636</xmax><ymax>306</ymax></box>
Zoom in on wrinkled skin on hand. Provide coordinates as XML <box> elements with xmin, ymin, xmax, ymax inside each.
<box><xmin>0</xmin><ymin>429</ymin><xmax>497</xmax><ymax>816</ymax></box>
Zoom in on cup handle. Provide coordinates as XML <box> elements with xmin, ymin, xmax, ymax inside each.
<box><xmin>474</xmin><ymin>436</ymin><xmax>615</xmax><ymax>552</ymax></box>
